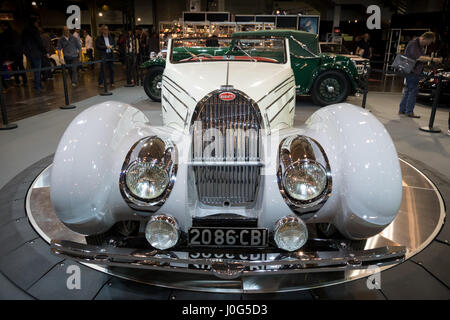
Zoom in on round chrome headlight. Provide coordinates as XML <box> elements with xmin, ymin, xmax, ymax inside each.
<box><xmin>125</xmin><ymin>162</ymin><xmax>169</xmax><ymax>200</ymax></box>
<box><xmin>282</xmin><ymin>161</ymin><xmax>328</xmax><ymax>201</ymax></box>
<box><xmin>274</xmin><ymin>216</ymin><xmax>308</xmax><ymax>251</ymax></box>
<box><xmin>145</xmin><ymin>215</ymin><xmax>179</xmax><ymax>250</ymax></box>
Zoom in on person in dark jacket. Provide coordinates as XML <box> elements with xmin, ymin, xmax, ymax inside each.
<box><xmin>0</xmin><ymin>21</ymin><xmax>27</xmax><ymax>87</ymax></box>
<box><xmin>57</xmin><ymin>26</ymin><xmax>81</xmax><ymax>86</ymax></box>
<box><xmin>206</xmin><ymin>34</ymin><xmax>219</xmax><ymax>47</ymax></box>
<box><xmin>148</xmin><ymin>32</ymin><xmax>159</xmax><ymax>54</ymax></box>
<box><xmin>125</xmin><ymin>30</ymin><xmax>136</xmax><ymax>85</ymax></box>
<box><xmin>95</xmin><ymin>25</ymin><xmax>115</xmax><ymax>87</ymax></box>
<box><xmin>40</xmin><ymin>27</ymin><xmax>55</xmax><ymax>80</ymax></box>
<box><xmin>22</xmin><ymin>18</ymin><xmax>46</xmax><ymax>92</ymax></box>
<box><xmin>398</xmin><ymin>32</ymin><xmax>442</xmax><ymax>118</ymax></box>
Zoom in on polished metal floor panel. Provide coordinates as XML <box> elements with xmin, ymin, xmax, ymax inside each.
<box><xmin>25</xmin><ymin>159</ymin><xmax>446</xmax><ymax>293</ymax></box>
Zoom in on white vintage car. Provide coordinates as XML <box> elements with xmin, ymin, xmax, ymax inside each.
<box><xmin>50</xmin><ymin>37</ymin><xmax>404</xmax><ymax>279</ymax></box>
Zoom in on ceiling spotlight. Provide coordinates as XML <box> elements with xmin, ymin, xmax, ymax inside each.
<box><xmin>31</xmin><ymin>1</ymin><xmax>37</xmax><ymax>6</ymax></box>
<box><xmin>98</xmin><ymin>12</ymin><xmax>103</xmax><ymax>17</ymax></box>
<box><xmin>354</xmin><ymin>19</ymin><xmax>358</xmax><ymax>23</ymax></box>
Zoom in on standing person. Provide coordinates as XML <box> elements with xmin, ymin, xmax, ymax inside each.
<box><xmin>398</xmin><ymin>32</ymin><xmax>442</xmax><ymax>118</ymax></box>
<box><xmin>39</xmin><ymin>27</ymin><xmax>55</xmax><ymax>80</ymax></box>
<box><xmin>148</xmin><ymin>32</ymin><xmax>159</xmax><ymax>55</ymax></box>
<box><xmin>72</xmin><ymin>28</ymin><xmax>84</xmax><ymax>72</ymax></box>
<box><xmin>135</xmin><ymin>28</ymin><xmax>142</xmax><ymax>63</ymax></box>
<box><xmin>83</xmin><ymin>29</ymin><xmax>94</xmax><ymax>70</ymax></box>
<box><xmin>125</xmin><ymin>30</ymin><xmax>136</xmax><ymax>85</ymax></box>
<box><xmin>22</xmin><ymin>18</ymin><xmax>46</xmax><ymax>92</ymax></box>
<box><xmin>356</xmin><ymin>33</ymin><xmax>373</xmax><ymax>59</ymax></box>
<box><xmin>140</xmin><ymin>30</ymin><xmax>149</xmax><ymax>60</ymax></box>
<box><xmin>57</xmin><ymin>26</ymin><xmax>81</xmax><ymax>87</ymax></box>
<box><xmin>118</xmin><ymin>32</ymin><xmax>126</xmax><ymax>64</ymax></box>
<box><xmin>96</xmin><ymin>25</ymin><xmax>115</xmax><ymax>87</ymax></box>
<box><xmin>206</xmin><ymin>32</ymin><xmax>219</xmax><ymax>47</ymax></box>
<box><xmin>0</xmin><ymin>21</ymin><xmax>27</xmax><ymax>87</ymax></box>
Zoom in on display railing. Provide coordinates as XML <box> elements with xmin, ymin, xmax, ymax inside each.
<box><xmin>0</xmin><ymin>58</ymin><xmax>135</xmax><ymax>130</ymax></box>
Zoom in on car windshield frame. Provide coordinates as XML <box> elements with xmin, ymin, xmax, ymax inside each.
<box><xmin>169</xmin><ymin>36</ymin><xmax>287</xmax><ymax>65</ymax></box>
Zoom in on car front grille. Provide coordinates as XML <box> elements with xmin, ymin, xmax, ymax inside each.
<box><xmin>191</xmin><ymin>90</ymin><xmax>262</xmax><ymax>206</ymax></box>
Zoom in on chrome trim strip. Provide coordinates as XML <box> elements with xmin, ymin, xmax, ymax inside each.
<box><xmin>162</xmin><ymin>94</ymin><xmax>184</xmax><ymax>122</ymax></box>
<box><xmin>289</xmin><ymin>105</ymin><xmax>295</xmax><ymax>113</ymax></box>
<box><xmin>269</xmin><ymin>95</ymin><xmax>294</xmax><ymax>123</ymax></box>
<box><xmin>274</xmin><ymin>79</ymin><xmax>295</xmax><ymax>93</ymax></box>
<box><xmin>265</xmin><ymin>85</ymin><xmax>294</xmax><ymax>110</ymax></box>
<box><xmin>257</xmin><ymin>75</ymin><xmax>294</xmax><ymax>104</ymax></box>
<box><xmin>50</xmin><ymin>239</ymin><xmax>406</xmax><ymax>279</ymax></box>
<box><xmin>163</xmin><ymin>75</ymin><xmax>197</xmax><ymax>103</ymax></box>
<box><xmin>163</xmin><ymin>84</ymin><xmax>189</xmax><ymax>109</ymax></box>
<box><xmin>163</xmin><ymin>79</ymin><xmax>181</xmax><ymax>93</ymax></box>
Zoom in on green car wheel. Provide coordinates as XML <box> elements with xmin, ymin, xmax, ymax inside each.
<box><xmin>311</xmin><ymin>70</ymin><xmax>349</xmax><ymax>106</ymax></box>
<box><xmin>144</xmin><ymin>66</ymin><xmax>164</xmax><ymax>102</ymax></box>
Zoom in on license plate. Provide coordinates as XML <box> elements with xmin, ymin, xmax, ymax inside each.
<box><xmin>188</xmin><ymin>252</ymin><xmax>270</xmax><ymax>271</ymax></box>
<box><xmin>188</xmin><ymin>227</ymin><xmax>268</xmax><ymax>247</ymax></box>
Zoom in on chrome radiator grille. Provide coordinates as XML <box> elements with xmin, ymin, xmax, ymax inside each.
<box><xmin>191</xmin><ymin>90</ymin><xmax>262</xmax><ymax>206</ymax></box>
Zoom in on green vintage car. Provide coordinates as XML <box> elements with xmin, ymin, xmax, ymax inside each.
<box><xmin>141</xmin><ymin>30</ymin><xmax>365</xmax><ymax>106</ymax></box>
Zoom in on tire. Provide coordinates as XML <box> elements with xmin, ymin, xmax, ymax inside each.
<box><xmin>143</xmin><ymin>66</ymin><xmax>164</xmax><ymax>102</ymax></box>
<box><xmin>311</xmin><ymin>70</ymin><xmax>350</xmax><ymax>106</ymax></box>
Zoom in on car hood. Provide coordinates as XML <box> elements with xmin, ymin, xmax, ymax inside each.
<box><xmin>163</xmin><ymin>61</ymin><xmax>293</xmax><ymax>106</ymax></box>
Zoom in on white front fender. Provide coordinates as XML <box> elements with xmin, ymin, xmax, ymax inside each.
<box><xmin>303</xmin><ymin>103</ymin><xmax>402</xmax><ymax>239</ymax></box>
<box><xmin>51</xmin><ymin>102</ymin><xmax>153</xmax><ymax>234</ymax></box>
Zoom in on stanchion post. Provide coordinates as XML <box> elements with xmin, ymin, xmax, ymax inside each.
<box><xmin>361</xmin><ymin>62</ymin><xmax>370</xmax><ymax>109</ymax></box>
<box><xmin>60</xmin><ymin>64</ymin><xmax>76</xmax><ymax>110</ymax></box>
<box><xmin>419</xmin><ymin>74</ymin><xmax>442</xmax><ymax>133</ymax></box>
<box><xmin>100</xmin><ymin>58</ymin><xmax>113</xmax><ymax>96</ymax></box>
<box><xmin>0</xmin><ymin>75</ymin><xmax>18</xmax><ymax>130</ymax></box>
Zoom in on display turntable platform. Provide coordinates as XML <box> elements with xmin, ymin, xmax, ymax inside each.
<box><xmin>0</xmin><ymin>154</ymin><xmax>449</xmax><ymax>299</ymax></box>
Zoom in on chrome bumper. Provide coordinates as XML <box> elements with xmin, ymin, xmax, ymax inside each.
<box><xmin>51</xmin><ymin>239</ymin><xmax>406</xmax><ymax>279</ymax></box>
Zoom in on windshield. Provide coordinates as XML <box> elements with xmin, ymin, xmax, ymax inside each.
<box><xmin>320</xmin><ymin>43</ymin><xmax>350</xmax><ymax>55</ymax></box>
<box><xmin>169</xmin><ymin>37</ymin><xmax>286</xmax><ymax>64</ymax></box>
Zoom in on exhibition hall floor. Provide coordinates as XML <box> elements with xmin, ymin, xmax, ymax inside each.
<box><xmin>0</xmin><ymin>87</ymin><xmax>449</xmax><ymax>299</ymax></box>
